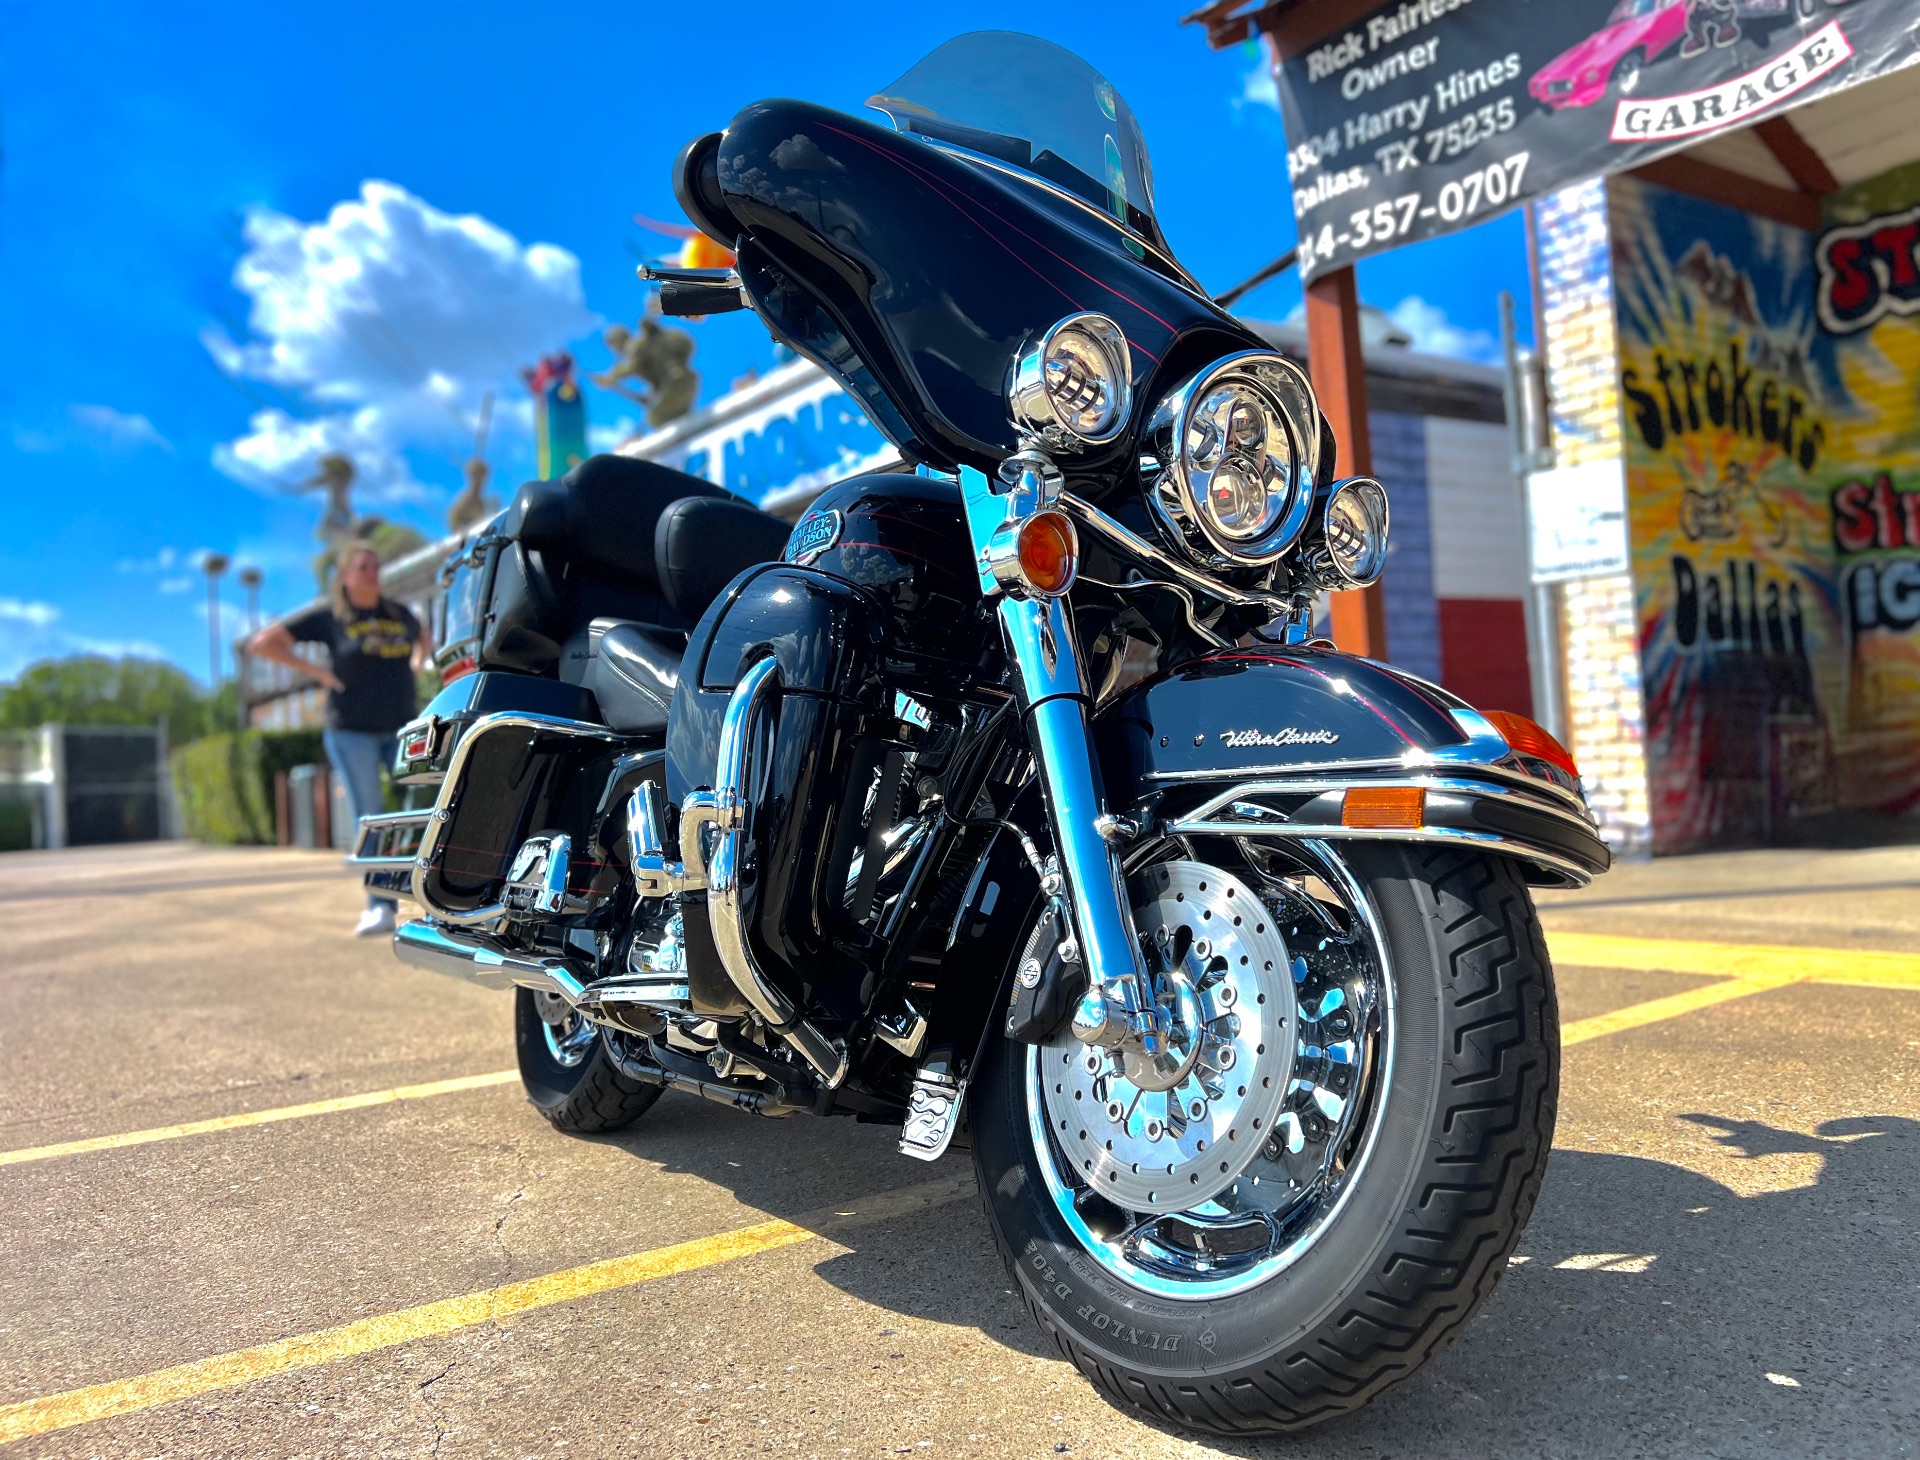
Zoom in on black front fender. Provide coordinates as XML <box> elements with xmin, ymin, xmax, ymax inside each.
<box><xmin>1096</xmin><ymin>647</ymin><xmax>1610</xmax><ymax>888</ymax></box>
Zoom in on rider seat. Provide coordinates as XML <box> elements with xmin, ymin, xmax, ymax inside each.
<box><xmin>484</xmin><ymin>454</ymin><xmax>794</xmax><ymax>679</ymax></box>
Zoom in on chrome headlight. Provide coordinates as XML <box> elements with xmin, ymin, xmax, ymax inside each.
<box><xmin>1143</xmin><ymin>351</ymin><xmax>1322</xmax><ymax>567</ymax></box>
<box><xmin>1293</xmin><ymin>476</ymin><xmax>1390</xmax><ymax>590</ymax></box>
<box><xmin>1008</xmin><ymin>312</ymin><xmax>1132</xmax><ymax>448</ymax></box>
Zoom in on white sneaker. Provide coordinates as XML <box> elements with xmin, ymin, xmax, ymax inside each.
<box><xmin>354</xmin><ymin>905</ymin><xmax>397</xmax><ymax>938</ymax></box>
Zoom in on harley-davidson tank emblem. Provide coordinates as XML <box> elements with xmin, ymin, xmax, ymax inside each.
<box><xmin>785</xmin><ymin>508</ymin><xmax>843</xmax><ymax>565</ymax></box>
<box><xmin>1219</xmin><ymin>727</ymin><xmax>1341</xmax><ymax>748</ymax></box>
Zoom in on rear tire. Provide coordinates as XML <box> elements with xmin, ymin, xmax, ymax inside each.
<box><xmin>971</xmin><ymin>842</ymin><xmax>1558</xmax><ymax>1435</ymax></box>
<box><xmin>514</xmin><ymin>989</ymin><xmax>663</xmax><ymax>1134</ymax></box>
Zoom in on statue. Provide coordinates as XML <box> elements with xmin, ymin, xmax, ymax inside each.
<box><xmin>447</xmin><ymin>455</ymin><xmax>498</xmax><ymax>534</ymax></box>
<box><xmin>298</xmin><ymin>452</ymin><xmax>357</xmax><ymax>548</ymax></box>
<box><xmin>286</xmin><ymin>451</ymin><xmax>429</xmax><ymax>588</ymax></box>
<box><xmin>593</xmin><ymin>313</ymin><xmax>700</xmax><ymax>429</ymax></box>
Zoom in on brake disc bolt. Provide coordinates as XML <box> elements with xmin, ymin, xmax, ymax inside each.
<box><xmin>1214</xmin><ymin>1045</ymin><xmax>1236</xmax><ymax>1070</ymax></box>
<box><xmin>1214</xmin><ymin>983</ymin><xmax>1237</xmax><ymax>1009</ymax></box>
<box><xmin>1188</xmin><ymin>1098</ymin><xmax>1206</xmax><ymax>1120</ymax></box>
<box><xmin>1105</xmin><ymin>1100</ymin><xmax>1125</xmax><ymax>1122</ymax></box>
<box><xmin>1144</xmin><ymin>1119</ymin><xmax>1164</xmax><ymax>1142</ymax></box>
<box><xmin>1192</xmin><ymin>939</ymin><xmax>1211</xmax><ymax>960</ymax></box>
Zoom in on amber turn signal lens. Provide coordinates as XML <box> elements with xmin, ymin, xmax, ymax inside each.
<box><xmin>679</xmin><ymin>233</ymin><xmax>736</xmax><ymax>270</ymax></box>
<box><xmin>1341</xmin><ymin>786</ymin><xmax>1426</xmax><ymax>829</ymax></box>
<box><xmin>1482</xmin><ymin>711</ymin><xmax>1579</xmax><ymax>778</ymax></box>
<box><xmin>1017</xmin><ymin>510</ymin><xmax>1079</xmax><ymax>596</ymax></box>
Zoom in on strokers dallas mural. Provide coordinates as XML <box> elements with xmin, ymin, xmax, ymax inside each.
<box><xmin>1614</xmin><ymin>162</ymin><xmax>1920</xmax><ymax>852</ymax></box>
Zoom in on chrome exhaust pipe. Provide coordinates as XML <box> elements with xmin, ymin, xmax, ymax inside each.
<box><xmin>391</xmin><ymin>919</ymin><xmax>588</xmax><ymax>1002</ymax></box>
<box><xmin>698</xmin><ymin>656</ymin><xmax>851</xmax><ymax>1090</ymax></box>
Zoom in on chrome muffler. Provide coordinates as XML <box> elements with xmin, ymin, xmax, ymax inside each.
<box><xmin>391</xmin><ymin>919</ymin><xmax>589</xmax><ymax>1001</ymax></box>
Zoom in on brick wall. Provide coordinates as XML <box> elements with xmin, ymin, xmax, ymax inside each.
<box><xmin>1535</xmin><ymin>179</ymin><xmax>1653</xmax><ymax>857</ymax></box>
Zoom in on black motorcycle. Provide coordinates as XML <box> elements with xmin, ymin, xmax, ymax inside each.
<box><xmin>352</xmin><ymin>33</ymin><xmax>1608</xmax><ymax>1434</ymax></box>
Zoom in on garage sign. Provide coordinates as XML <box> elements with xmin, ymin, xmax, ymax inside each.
<box><xmin>1274</xmin><ymin>0</ymin><xmax>1920</xmax><ymax>281</ymax></box>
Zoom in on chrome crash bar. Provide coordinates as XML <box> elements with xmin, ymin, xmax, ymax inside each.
<box><xmin>409</xmin><ymin>711</ymin><xmax>623</xmax><ymax>926</ymax></box>
<box><xmin>698</xmin><ymin>656</ymin><xmax>850</xmax><ymax>1089</ymax></box>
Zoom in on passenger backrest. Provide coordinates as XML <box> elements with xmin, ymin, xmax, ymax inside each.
<box><xmin>653</xmin><ymin>496</ymin><xmax>797</xmax><ymax>622</ymax></box>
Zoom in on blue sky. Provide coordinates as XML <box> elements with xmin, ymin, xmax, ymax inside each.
<box><xmin>0</xmin><ymin>1</ymin><xmax>1530</xmax><ymax>683</ymax></box>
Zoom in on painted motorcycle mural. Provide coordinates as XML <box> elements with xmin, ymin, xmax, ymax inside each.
<box><xmin>354</xmin><ymin>33</ymin><xmax>1607</xmax><ymax>1435</ymax></box>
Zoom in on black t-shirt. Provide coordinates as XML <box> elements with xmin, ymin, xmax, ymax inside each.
<box><xmin>284</xmin><ymin>598</ymin><xmax>421</xmax><ymax>733</ymax></box>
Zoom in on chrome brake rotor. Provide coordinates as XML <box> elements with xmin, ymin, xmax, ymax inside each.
<box><xmin>1039</xmin><ymin>861</ymin><xmax>1297</xmax><ymax>1214</ymax></box>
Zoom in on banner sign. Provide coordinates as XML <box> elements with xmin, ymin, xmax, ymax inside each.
<box><xmin>642</xmin><ymin>364</ymin><xmax>896</xmax><ymax>506</ymax></box>
<box><xmin>1274</xmin><ymin>0</ymin><xmax>1920</xmax><ymax>281</ymax></box>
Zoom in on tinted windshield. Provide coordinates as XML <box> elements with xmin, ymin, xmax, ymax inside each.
<box><xmin>868</xmin><ymin>33</ymin><xmax>1163</xmax><ymax>252</ymax></box>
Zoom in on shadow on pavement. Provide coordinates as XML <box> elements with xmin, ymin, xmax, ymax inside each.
<box><xmin>597</xmin><ymin>1104</ymin><xmax>1917</xmax><ymax>1452</ymax></box>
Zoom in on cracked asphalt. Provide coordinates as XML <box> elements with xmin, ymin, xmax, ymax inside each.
<box><xmin>2</xmin><ymin>840</ymin><xmax>1918</xmax><ymax>1458</ymax></box>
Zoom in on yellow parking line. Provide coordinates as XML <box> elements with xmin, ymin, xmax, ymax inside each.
<box><xmin>3</xmin><ymin>938</ymin><xmax>1914</xmax><ymax>1171</ymax></box>
<box><xmin>1561</xmin><ymin>969</ymin><xmax>1811</xmax><ymax>1046</ymax></box>
<box><xmin>0</xmin><ymin>1175</ymin><xmax>973</xmax><ymax>1445</ymax></box>
<box><xmin>1546</xmin><ymin>931</ymin><xmax>1920</xmax><ymax>988</ymax></box>
<box><xmin>0</xmin><ymin>1071</ymin><xmax>520</xmax><ymax>1168</ymax></box>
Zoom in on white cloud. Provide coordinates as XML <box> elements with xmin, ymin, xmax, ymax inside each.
<box><xmin>0</xmin><ymin>598</ymin><xmax>61</xmax><ymax>629</ymax></box>
<box><xmin>588</xmin><ymin>415</ymin><xmax>640</xmax><ymax>452</ymax></box>
<box><xmin>7</xmin><ymin>407</ymin><xmax>171</xmax><ymax>457</ymax></box>
<box><xmin>10</xmin><ymin>426</ymin><xmax>60</xmax><ymax>453</ymax></box>
<box><xmin>116</xmin><ymin>547</ymin><xmax>181</xmax><ymax>574</ymax></box>
<box><xmin>212</xmin><ymin>405</ymin><xmax>429</xmax><ymax>503</ymax></box>
<box><xmin>158</xmin><ymin>577</ymin><xmax>195</xmax><ymax>595</ymax></box>
<box><xmin>69</xmin><ymin>404</ymin><xmax>172</xmax><ymax>453</ymax></box>
<box><xmin>0</xmin><ymin>598</ymin><xmax>175</xmax><ymax>680</ymax></box>
<box><xmin>1238</xmin><ymin>57</ymin><xmax>1281</xmax><ymax>114</ymax></box>
<box><xmin>68</xmin><ymin>635</ymin><xmax>169</xmax><ymax>661</ymax></box>
<box><xmin>208</xmin><ymin>180</ymin><xmax>597</xmax><ymax>503</ymax></box>
<box><xmin>1386</xmin><ymin>297</ymin><xmax>1500</xmax><ymax>364</ymax></box>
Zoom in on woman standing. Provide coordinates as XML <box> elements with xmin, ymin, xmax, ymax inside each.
<box><xmin>250</xmin><ymin>539</ymin><xmax>433</xmax><ymax>935</ymax></box>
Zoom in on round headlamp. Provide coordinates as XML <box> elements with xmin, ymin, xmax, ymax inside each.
<box><xmin>1143</xmin><ymin>351</ymin><xmax>1322</xmax><ymax>567</ymax></box>
<box><xmin>1008</xmin><ymin>312</ymin><xmax>1132</xmax><ymax>448</ymax></box>
<box><xmin>1294</xmin><ymin>476</ymin><xmax>1390</xmax><ymax>590</ymax></box>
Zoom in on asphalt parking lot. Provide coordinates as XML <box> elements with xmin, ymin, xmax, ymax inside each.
<box><xmin>2</xmin><ymin>840</ymin><xmax>1917</xmax><ymax>1458</ymax></box>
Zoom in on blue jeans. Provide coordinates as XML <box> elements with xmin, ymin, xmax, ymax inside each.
<box><xmin>323</xmin><ymin>728</ymin><xmax>395</xmax><ymax>910</ymax></box>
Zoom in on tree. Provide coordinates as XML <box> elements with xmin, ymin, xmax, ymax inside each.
<box><xmin>0</xmin><ymin>655</ymin><xmax>213</xmax><ymax>745</ymax></box>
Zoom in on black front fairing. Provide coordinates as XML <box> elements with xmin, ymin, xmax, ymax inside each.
<box><xmin>715</xmin><ymin>100</ymin><xmax>1261</xmax><ymax>480</ymax></box>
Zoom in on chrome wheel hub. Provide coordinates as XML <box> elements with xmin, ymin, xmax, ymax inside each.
<box><xmin>1026</xmin><ymin>843</ymin><xmax>1390</xmax><ymax>1299</ymax></box>
<box><xmin>534</xmin><ymin>988</ymin><xmax>597</xmax><ymax>1069</ymax></box>
<box><xmin>1039</xmin><ymin>861</ymin><xmax>1297</xmax><ymax>1216</ymax></box>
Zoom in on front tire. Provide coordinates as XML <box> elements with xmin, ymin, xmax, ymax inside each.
<box><xmin>971</xmin><ymin>842</ymin><xmax>1558</xmax><ymax>1435</ymax></box>
<box><xmin>514</xmin><ymin>989</ymin><xmax>663</xmax><ymax>1134</ymax></box>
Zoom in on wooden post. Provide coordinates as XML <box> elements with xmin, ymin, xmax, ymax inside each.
<box><xmin>1303</xmin><ymin>264</ymin><xmax>1388</xmax><ymax>659</ymax></box>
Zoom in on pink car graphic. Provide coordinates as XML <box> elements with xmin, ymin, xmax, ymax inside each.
<box><xmin>1529</xmin><ymin>0</ymin><xmax>1691</xmax><ymax>109</ymax></box>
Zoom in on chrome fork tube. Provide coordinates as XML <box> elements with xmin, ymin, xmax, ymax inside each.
<box><xmin>997</xmin><ymin>596</ymin><xmax>1157</xmax><ymax>1047</ymax></box>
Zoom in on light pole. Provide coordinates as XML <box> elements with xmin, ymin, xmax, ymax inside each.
<box><xmin>202</xmin><ymin>552</ymin><xmax>230</xmax><ymax>694</ymax></box>
<box><xmin>238</xmin><ymin>566</ymin><xmax>263</xmax><ymax>632</ymax></box>
<box><xmin>236</xmin><ymin>566</ymin><xmax>263</xmax><ymax>730</ymax></box>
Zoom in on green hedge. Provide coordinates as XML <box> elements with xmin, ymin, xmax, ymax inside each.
<box><xmin>171</xmin><ymin>730</ymin><xmax>327</xmax><ymax>844</ymax></box>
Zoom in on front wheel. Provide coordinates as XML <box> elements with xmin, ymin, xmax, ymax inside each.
<box><xmin>1611</xmin><ymin>48</ymin><xmax>1645</xmax><ymax>96</ymax></box>
<box><xmin>514</xmin><ymin>988</ymin><xmax>663</xmax><ymax>1133</ymax></box>
<box><xmin>971</xmin><ymin>840</ymin><xmax>1558</xmax><ymax>1435</ymax></box>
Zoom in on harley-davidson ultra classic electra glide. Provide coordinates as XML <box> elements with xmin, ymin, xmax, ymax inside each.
<box><xmin>352</xmin><ymin>33</ymin><xmax>1609</xmax><ymax>1434</ymax></box>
